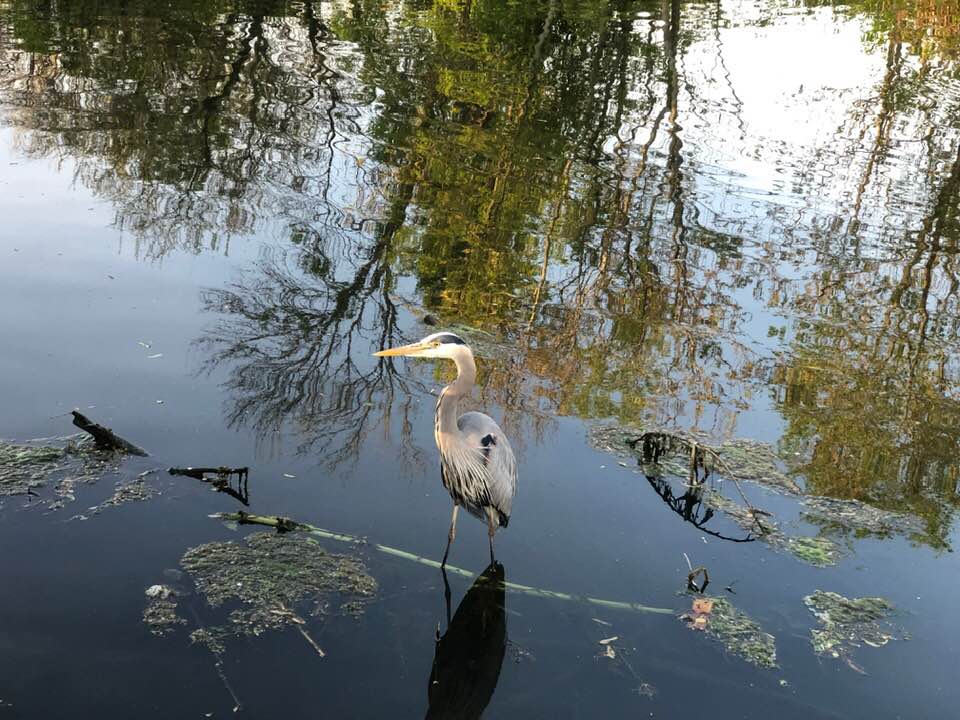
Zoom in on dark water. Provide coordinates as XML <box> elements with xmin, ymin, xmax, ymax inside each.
<box><xmin>1</xmin><ymin>0</ymin><xmax>959</xmax><ymax>716</ymax></box>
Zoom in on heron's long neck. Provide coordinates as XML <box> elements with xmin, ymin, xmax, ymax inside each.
<box><xmin>435</xmin><ymin>348</ymin><xmax>476</xmax><ymax>443</ymax></box>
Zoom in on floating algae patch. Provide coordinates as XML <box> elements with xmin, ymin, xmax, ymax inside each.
<box><xmin>143</xmin><ymin>585</ymin><xmax>186</xmax><ymax>636</ymax></box>
<box><xmin>593</xmin><ymin>425</ymin><xmax>938</xmax><ymax>563</ymax></box>
<box><xmin>715</xmin><ymin>439</ymin><xmax>801</xmax><ymax>495</ymax></box>
<box><xmin>0</xmin><ymin>437</ymin><xmax>125</xmax><ymax>508</ymax></box>
<box><xmin>701</xmin><ymin>488</ymin><xmax>841</xmax><ymax>567</ymax></box>
<box><xmin>0</xmin><ymin>441</ymin><xmax>67</xmax><ymax>496</ymax></box>
<box><xmin>786</xmin><ymin>536</ymin><xmax>840</xmax><ymax>568</ymax></box>
<box><xmin>589</xmin><ymin>425</ymin><xmax>800</xmax><ymax>494</ymax></box>
<box><xmin>90</xmin><ymin>478</ymin><xmax>159</xmax><ymax>514</ymax></box>
<box><xmin>801</xmin><ymin>496</ymin><xmax>925</xmax><ymax>541</ymax></box>
<box><xmin>804</xmin><ymin>590</ymin><xmax>900</xmax><ymax>670</ymax></box>
<box><xmin>701</xmin><ymin>487</ymin><xmax>777</xmax><ymax>537</ymax></box>
<box><xmin>681</xmin><ymin>596</ymin><xmax>778</xmax><ymax>669</ymax></box>
<box><xmin>190</xmin><ymin>627</ymin><xmax>228</xmax><ymax>655</ymax></box>
<box><xmin>167</xmin><ymin>532</ymin><xmax>377</xmax><ymax>649</ymax></box>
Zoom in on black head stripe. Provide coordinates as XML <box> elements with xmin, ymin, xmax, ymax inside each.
<box><xmin>434</xmin><ymin>333</ymin><xmax>466</xmax><ymax>345</ymax></box>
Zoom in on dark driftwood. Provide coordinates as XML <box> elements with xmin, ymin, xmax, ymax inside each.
<box><xmin>169</xmin><ymin>466</ymin><xmax>248</xmax><ymax>481</ymax></box>
<box><xmin>71</xmin><ymin>410</ymin><xmax>148</xmax><ymax>456</ymax></box>
<box><xmin>169</xmin><ymin>467</ymin><xmax>250</xmax><ymax>505</ymax></box>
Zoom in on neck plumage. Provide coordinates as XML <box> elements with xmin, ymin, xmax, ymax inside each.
<box><xmin>435</xmin><ymin>347</ymin><xmax>476</xmax><ymax>444</ymax></box>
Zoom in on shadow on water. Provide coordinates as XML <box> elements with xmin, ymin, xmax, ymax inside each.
<box><xmin>428</xmin><ymin>563</ymin><xmax>507</xmax><ymax>720</ymax></box>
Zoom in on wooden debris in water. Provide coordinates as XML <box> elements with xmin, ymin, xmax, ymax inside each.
<box><xmin>71</xmin><ymin>410</ymin><xmax>148</xmax><ymax>456</ymax></box>
<box><xmin>169</xmin><ymin>466</ymin><xmax>249</xmax><ymax>505</ymax></box>
<box><xmin>630</xmin><ymin>431</ymin><xmax>774</xmax><ymax>535</ymax></box>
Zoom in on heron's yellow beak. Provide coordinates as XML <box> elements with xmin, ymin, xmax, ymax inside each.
<box><xmin>373</xmin><ymin>341</ymin><xmax>430</xmax><ymax>358</ymax></box>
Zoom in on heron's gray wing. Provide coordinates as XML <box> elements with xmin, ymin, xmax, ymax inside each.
<box><xmin>457</xmin><ymin>411</ymin><xmax>518</xmax><ymax>524</ymax></box>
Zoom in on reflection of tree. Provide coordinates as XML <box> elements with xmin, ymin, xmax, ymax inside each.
<box><xmin>1</xmin><ymin>0</ymin><xmax>366</xmax><ymax>257</ymax></box>
<box><xmin>774</xmin><ymin>148</ymin><xmax>960</xmax><ymax>547</ymax></box>
<box><xmin>327</xmin><ymin>0</ymin><xmax>758</xmax><ymax>434</ymax></box>
<box><xmin>196</xmin><ymin>181</ymin><xmax>424</xmax><ymax>465</ymax></box>
<box><xmin>768</xmin><ymin>3</ymin><xmax>960</xmax><ymax>548</ymax></box>
<box><xmin>0</xmin><ymin>0</ymin><xmax>757</xmax><ymax>433</ymax></box>
<box><xmin>4</xmin><ymin>0</ymin><xmax>960</xmax><ymax>543</ymax></box>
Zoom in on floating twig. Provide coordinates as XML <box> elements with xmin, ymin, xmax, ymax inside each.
<box><xmin>274</xmin><ymin>602</ymin><xmax>325</xmax><ymax>657</ymax></box>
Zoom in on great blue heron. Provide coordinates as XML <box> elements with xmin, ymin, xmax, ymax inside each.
<box><xmin>374</xmin><ymin>332</ymin><xmax>518</xmax><ymax>566</ymax></box>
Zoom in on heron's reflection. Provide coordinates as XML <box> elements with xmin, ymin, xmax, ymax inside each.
<box><xmin>427</xmin><ymin>563</ymin><xmax>507</xmax><ymax>720</ymax></box>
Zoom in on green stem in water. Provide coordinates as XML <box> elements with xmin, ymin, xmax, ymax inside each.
<box><xmin>211</xmin><ymin>511</ymin><xmax>674</xmax><ymax>616</ymax></box>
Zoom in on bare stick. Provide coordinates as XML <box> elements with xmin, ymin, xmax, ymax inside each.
<box><xmin>273</xmin><ymin>602</ymin><xmax>325</xmax><ymax>657</ymax></box>
<box><xmin>181</xmin><ymin>599</ymin><xmax>242</xmax><ymax>711</ymax></box>
<box><xmin>296</xmin><ymin>626</ymin><xmax>326</xmax><ymax>658</ymax></box>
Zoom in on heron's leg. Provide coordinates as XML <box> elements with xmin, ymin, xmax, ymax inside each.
<box><xmin>441</xmin><ymin>504</ymin><xmax>459</xmax><ymax>568</ymax></box>
<box><xmin>486</xmin><ymin>511</ymin><xmax>497</xmax><ymax>564</ymax></box>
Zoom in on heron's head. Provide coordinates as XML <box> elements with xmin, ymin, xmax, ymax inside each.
<box><xmin>373</xmin><ymin>332</ymin><xmax>469</xmax><ymax>360</ymax></box>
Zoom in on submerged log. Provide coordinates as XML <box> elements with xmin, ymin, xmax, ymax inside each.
<box><xmin>71</xmin><ymin>410</ymin><xmax>148</xmax><ymax>456</ymax></box>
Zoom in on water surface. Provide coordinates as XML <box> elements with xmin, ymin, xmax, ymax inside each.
<box><xmin>1</xmin><ymin>0</ymin><xmax>959</xmax><ymax>717</ymax></box>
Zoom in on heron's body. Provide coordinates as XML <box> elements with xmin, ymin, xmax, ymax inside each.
<box><xmin>375</xmin><ymin>332</ymin><xmax>518</xmax><ymax>564</ymax></box>
<box><xmin>438</xmin><ymin>408</ymin><xmax>516</xmax><ymax>529</ymax></box>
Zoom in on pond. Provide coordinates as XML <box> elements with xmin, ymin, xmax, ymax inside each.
<box><xmin>1</xmin><ymin>0</ymin><xmax>959</xmax><ymax>716</ymax></box>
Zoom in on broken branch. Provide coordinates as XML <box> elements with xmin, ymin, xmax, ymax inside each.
<box><xmin>71</xmin><ymin>410</ymin><xmax>148</xmax><ymax>456</ymax></box>
<box><xmin>169</xmin><ymin>467</ymin><xmax>249</xmax><ymax>505</ymax></box>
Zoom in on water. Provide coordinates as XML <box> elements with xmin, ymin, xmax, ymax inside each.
<box><xmin>1</xmin><ymin>0</ymin><xmax>959</xmax><ymax>716</ymax></box>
